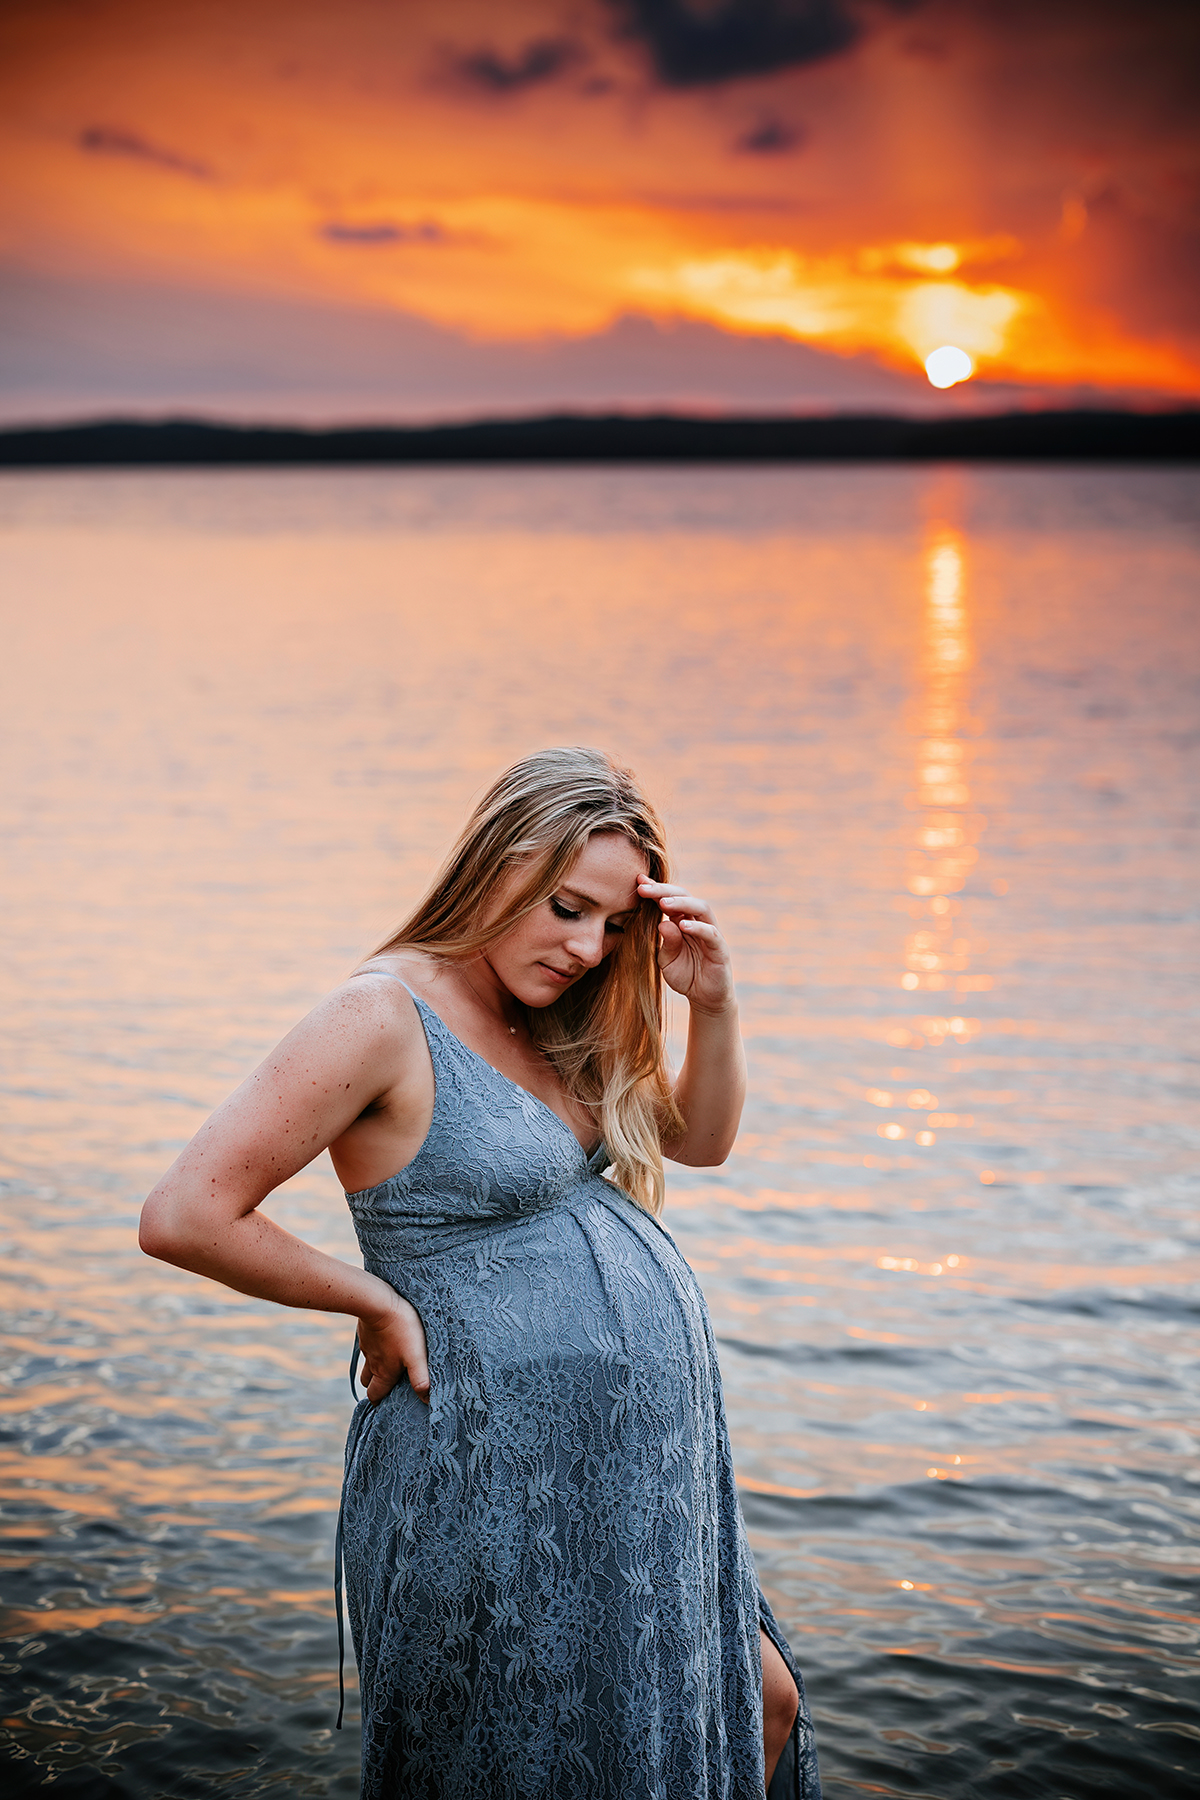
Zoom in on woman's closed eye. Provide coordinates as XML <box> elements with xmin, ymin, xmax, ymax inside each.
<box><xmin>550</xmin><ymin>896</ymin><xmax>626</xmax><ymax>934</ymax></box>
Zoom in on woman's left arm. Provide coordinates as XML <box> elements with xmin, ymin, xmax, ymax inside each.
<box><xmin>639</xmin><ymin>878</ymin><xmax>747</xmax><ymax>1167</ymax></box>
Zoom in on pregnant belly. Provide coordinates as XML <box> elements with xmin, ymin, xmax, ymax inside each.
<box><xmin>395</xmin><ymin>1197</ymin><xmax>709</xmax><ymax>1391</ymax></box>
<box><xmin>355</xmin><ymin>1204</ymin><xmax>710</xmax><ymax>1488</ymax></box>
<box><xmin>344</xmin><ymin>1206</ymin><xmax>724</xmax><ymax>1649</ymax></box>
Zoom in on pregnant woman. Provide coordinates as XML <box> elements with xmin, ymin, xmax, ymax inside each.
<box><xmin>140</xmin><ymin>746</ymin><xmax>820</xmax><ymax>1799</ymax></box>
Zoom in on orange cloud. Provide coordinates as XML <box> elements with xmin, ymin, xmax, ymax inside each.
<box><xmin>628</xmin><ymin>244</ymin><xmax>1199</xmax><ymax>390</ymax></box>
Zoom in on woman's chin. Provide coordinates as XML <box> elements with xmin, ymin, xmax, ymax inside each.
<box><xmin>519</xmin><ymin>969</ymin><xmax>577</xmax><ymax>1007</ymax></box>
<box><xmin>526</xmin><ymin>985</ymin><xmax>566</xmax><ymax>1009</ymax></box>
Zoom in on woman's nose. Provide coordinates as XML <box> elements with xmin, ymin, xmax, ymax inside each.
<box><xmin>565</xmin><ymin>919</ymin><xmax>607</xmax><ymax>967</ymax></box>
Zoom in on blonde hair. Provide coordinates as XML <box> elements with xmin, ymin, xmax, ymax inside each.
<box><xmin>372</xmin><ymin>746</ymin><xmax>684</xmax><ymax>1213</ymax></box>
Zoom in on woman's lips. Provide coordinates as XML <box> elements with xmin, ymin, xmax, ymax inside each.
<box><xmin>538</xmin><ymin>963</ymin><xmax>575</xmax><ymax>984</ymax></box>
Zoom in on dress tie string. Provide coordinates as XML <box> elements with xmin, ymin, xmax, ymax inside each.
<box><xmin>335</xmin><ymin>1333</ymin><xmax>372</xmax><ymax>1730</ymax></box>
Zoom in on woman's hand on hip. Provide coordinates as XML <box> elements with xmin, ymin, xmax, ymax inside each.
<box><xmin>638</xmin><ymin>878</ymin><xmax>735</xmax><ymax>1015</ymax></box>
<box><xmin>356</xmin><ymin>1289</ymin><xmax>430</xmax><ymax>1405</ymax></box>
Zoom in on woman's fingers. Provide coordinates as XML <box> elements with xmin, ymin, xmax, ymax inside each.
<box><xmin>361</xmin><ymin>1351</ymin><xmax>429</xmax><ymax>1406</ymax></box>
<box><xmin>356</xmin><ymin>1294</ymin><xmax>430</xmax><ymax>1406</ymax></box>
<box><xmin>639</xmin><ymin>879</ymin><xmax>720</xmax><ymax>943</ymax></box>
<box><xmin>678</xmin><ymin>919</ymin><xmax>722</xmax><ymax>948</ymax></box>
<box><xmin>400</xmin><ymin>1325</ymin><xmax>430</xmax><ymax>1402</ymax></box>
<box><xmin>639</xmin><ymin>880</ymin><xmax>705</xmax><ymax>909</ymax></box>
<box><xmin>645</xmin><ymin>890</ymin><xmax>714</xmax><ymax>922</ymax></box>
<box><xmin>659</xmin><ymin>918</ymin><xmax>723</xmax><ymax>956</ymax></box>
<box><xmin>656</xmin><ymin>893</ymin><xmax>712</xmax><ymax>915</ymax></box>
<box><xmin>658</xmin><ymin>915</ymin><xmax>735</xmax><ymax>1010</ymax></box>
<box><xmin>646</xmin><ymin>878</ymin><xmax>735</xmax><ymax>1012</ymax></box>
<box><xmin>394</xmin><ymin>1296</ymin><xmax>430</xmax><ymax>1400</ymax></box>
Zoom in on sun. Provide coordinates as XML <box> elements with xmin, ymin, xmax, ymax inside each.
<box><xmin>925</xmin><ymin>346</ymin><xmax>974</xmax><ymax>389</ymax></box>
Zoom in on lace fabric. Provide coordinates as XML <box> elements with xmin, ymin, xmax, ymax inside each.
<box><xmin>339</xmin><ymin>983</ymin><xmax>820</xmax><ymax>1798</ymax></box>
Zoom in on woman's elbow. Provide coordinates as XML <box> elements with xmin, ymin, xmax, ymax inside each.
<box><xmin>138</xmin><ymin>1188</ymin><xmax>191</xmax><ymax>1263</ymax></box>
<box><xmin>673</xmin><ymin>1138</ymin><xmax>735</xmax><ymax>1169</ymax></box>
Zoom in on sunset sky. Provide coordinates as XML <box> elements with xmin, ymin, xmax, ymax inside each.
<box><xmin>2</xmin><ymin>0</ymin><xmax>1197</xmax><ymax>421</ymax></box>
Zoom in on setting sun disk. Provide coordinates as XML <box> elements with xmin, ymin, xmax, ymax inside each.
<box><xmin>925</xmin><ymin>346</ymin><xmax>974</xmax><ymax>389</ymax></box>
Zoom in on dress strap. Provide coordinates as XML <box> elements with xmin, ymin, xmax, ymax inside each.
<box><xmin>349</xmin><ymin>965</ymin><xmax>417</xmax><ymax>998</ymax></box>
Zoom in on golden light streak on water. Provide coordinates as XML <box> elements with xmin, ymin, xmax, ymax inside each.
<box><xmin>901</xmin><ymin>525</ymin><xmax>990</xmax><ymax>999</ymax></box>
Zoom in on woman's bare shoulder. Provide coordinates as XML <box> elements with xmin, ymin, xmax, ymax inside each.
<box><xmin>312</xmin><ymin>955</ymin><xmax>425</xmax><ymax>1046</ymax></box>
<box><xmin>348</xmin><ymin>948</ymin><xmax>444</xmax><ymax>1000</ymax></box>
<box><xmin>332</xmin><ymin>951</ymin><xmax>462</xmax><ymax>1055</ymax></box>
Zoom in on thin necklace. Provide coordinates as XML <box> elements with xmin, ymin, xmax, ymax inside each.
<box><xmin>457</xmin><ymin>962</ymin><xmax>520</xmax><ymax>1036</ymax></box>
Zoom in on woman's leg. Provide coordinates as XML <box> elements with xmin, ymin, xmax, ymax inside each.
<box><xmin>761</xmin><ymin>1626</ymin><xmax>799</xmax><ymax>1789</ymax></box>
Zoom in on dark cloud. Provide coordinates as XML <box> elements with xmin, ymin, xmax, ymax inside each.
<box><xmin>320</xmin><ymin>220</ymin><xmax>446</xmax><ymax>245</ymax></box>
<box><xmin>78</xmin><ymin>126</ymin><xmax>211</xmax><ymax>179</ymax></box>
<box><xmin>450</xmin><ymin>37</ymin><xmax>583</xmax><ymax>93</ymax></box>
<box><xmin>608</xmin><ymin>0</ymin><xmax>862</xmax><ymax>86</ymax></box>
<box><xmin>735</xmin><ymin>116</ymin><xmax>804</xmax><ymax>152</ymax></box>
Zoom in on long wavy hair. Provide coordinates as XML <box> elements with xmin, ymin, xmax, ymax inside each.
<box><xmin>369</xmin><ymin>746</ymin><xmax>684</xmax><ymax>1214</ymax></box>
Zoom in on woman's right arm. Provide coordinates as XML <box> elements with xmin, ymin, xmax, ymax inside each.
<box><xmin>138</xmin><ymin>980</ymin><xmax>429</xmax><ymax>1404</ymax></box>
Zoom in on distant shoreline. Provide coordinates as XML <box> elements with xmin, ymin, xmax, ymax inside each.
<box><xmin>0</xmin><ymin>410</ymin><xmax>1197</xmax><ymax>465</ymax></box>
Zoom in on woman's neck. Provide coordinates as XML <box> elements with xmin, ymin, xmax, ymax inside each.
<box><xmin>451</xmin><ymin>954</ymin><xmax>524</xmax><ymax>1036</ymax></box>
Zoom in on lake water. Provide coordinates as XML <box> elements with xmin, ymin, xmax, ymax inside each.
<box><xmin>0</xmin><ymin>464</ymin><xmax>1197</xmax><ymax>1798</ymax></box>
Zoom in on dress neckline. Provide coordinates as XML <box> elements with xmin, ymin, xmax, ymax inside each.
<box><xmin>422</xmin><ymin>997</ymin><xmax>604</xmax><ymax>1163</ymax></box>
<box><xmin>356</xmin><ymin>967</ymin><xmax>602</xmax><ymax>1162</ymax></box>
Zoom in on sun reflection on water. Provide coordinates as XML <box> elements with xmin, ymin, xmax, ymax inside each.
<box><xmin>904</xmin><ymin>528</ymin><xmax>984</xmax><ymax>926</ymax></box>
<box><xmin>863</xmin><ymin>524</ymin><xmax>995</xmax><ymax>1152</ymax></box>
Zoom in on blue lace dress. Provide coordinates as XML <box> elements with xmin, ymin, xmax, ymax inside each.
<box><xmin>338</xmin><ymin>979</ymin><xmax>820</xmax><ymax>1799</ymax></box>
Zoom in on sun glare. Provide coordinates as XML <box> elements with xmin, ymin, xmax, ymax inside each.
<box><xmin>899</xmin><ymin>243</ymin><xmax>960</xmax><ymax>274</ymax></box>
<box><xmin>925</xmin><ymin>345</ymin><xmax>974</xmax><ymax>389</ymax></box>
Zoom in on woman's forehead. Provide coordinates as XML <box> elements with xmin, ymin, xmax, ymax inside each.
<box><xmin>564</xmin><ymin>832</ymin><xmax>649</xmax><ymax>904</ymax></box>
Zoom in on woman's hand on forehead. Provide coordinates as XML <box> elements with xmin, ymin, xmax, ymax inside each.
<box><xmin>635</xmin><ymin>878</ymin><xmax>735</xmax><ymax>1015</ymax></box>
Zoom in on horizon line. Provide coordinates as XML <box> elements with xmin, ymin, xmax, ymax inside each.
<box><xmin>1</xmin><ymin>407</ymin><xmax>1196</xmax><ymax>466</ymax></box>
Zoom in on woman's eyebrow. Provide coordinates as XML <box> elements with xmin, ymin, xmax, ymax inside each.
<box><xmin>559</xmin><ymin>885</ymin><xmax>637</xmax><ymax>918</ymax></box>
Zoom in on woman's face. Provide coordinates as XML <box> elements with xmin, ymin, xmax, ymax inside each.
<box><xmin>484</xmin><ymin>831</ymin><xmax>649</xmax><ymax>1008</ymax></box>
